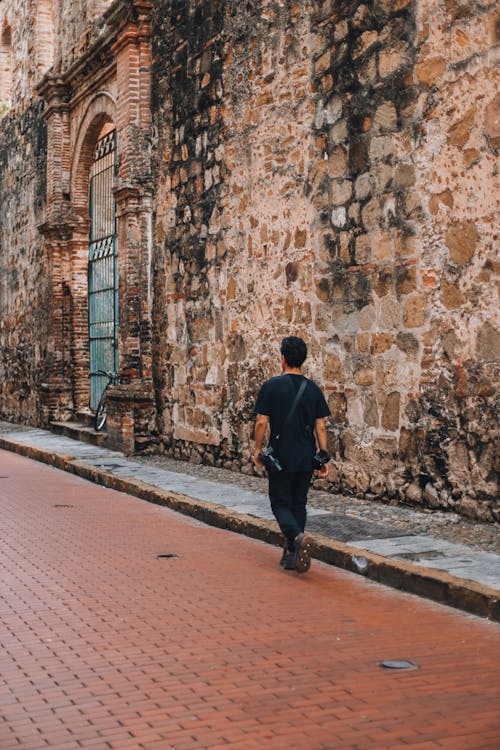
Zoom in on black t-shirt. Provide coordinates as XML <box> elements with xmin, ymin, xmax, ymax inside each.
<box><xmin>254</xmin><ymin>373</ymin><xmax>331</xmax><ymax>472</ymax></box>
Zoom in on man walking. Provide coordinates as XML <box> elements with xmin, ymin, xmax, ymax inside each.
<box><xmin>253</xmin><ymin>336</ymin><xmax>331</xmax><ymax>572</ymax></box>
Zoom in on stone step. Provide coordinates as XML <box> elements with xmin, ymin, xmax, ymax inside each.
<box><xmin>50</xmin><ymin>421</ymin><xmax>107</xmax><ymax>448</ymax></box>
<box><xmin>74</xmin><ymin>409</ymin><xmax>95</xmax><ymax>428</ymax></box>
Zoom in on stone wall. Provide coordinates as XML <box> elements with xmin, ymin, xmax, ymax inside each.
<box><xmin>151</xmin><ymin>0</ymin><xmax>499</xmax><ymax>520</ymax></box>
<box><xmin>410</xmin><ymin>0</ymin><xmax>500</xmax><ymax>518</ymax></box>
<box><xmin>0</xmin><ymin>101</ymin><xmax>49</xmax><ymax>424</ymax></box>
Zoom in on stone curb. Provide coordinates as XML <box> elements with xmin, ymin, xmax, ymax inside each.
<box><xmin>2</xmin><ymin>435</ymin><xmax>499</xmax><ymax>623</ymax></box>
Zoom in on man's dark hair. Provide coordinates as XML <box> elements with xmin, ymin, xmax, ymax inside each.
<box><xmin>281</xmin><ymin>336</ymin><xmax>307</xmax><ymax>368</ymax></box>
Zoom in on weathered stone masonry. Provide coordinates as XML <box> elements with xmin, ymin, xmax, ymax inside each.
<box><xmin>0</xmin><ymin>0</ymin><xmax>499</xmax><ymax>520</ymax></box>
<box><xmin>0</xmin><ymin>101</ymin><xmax>48</xmax><ymax>423</ymax></box>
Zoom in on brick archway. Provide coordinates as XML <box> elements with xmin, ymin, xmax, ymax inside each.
<box><xmin>72</xmin><ymin>94</ymin><xmax>116</xmax><ymax>216</ymax></box>
<box><xmin>69</xmin><ymin>99</ymin><xmax>117</xmax><ymax>414</ymax></box>
<box><xmin>37</xmin><ymin>1</ymin><xmax>155</xmax><ymax>451</ymax></box>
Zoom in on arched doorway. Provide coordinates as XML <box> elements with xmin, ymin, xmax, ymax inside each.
<box><xmin>88</xmin><ymin>122</ymin><xmax>118</xmax><ymax>410</ymax></box>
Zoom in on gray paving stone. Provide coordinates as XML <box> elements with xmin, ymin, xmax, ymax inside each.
<box><xmin>358</xmin><ymin>535</ymin><xmax>464</xmax><ymax>555</ymax></box>
<box><xmin>307</xmin><ymin>514</ymin><xmax>413</xmax><ymax>542</ymax></box>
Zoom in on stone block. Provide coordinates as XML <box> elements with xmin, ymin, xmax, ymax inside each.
<box><xmin>374</xmin><ymin>102</ymin><xmax>398</xmax><ymax>132</ymax></box>
<box><xmin>381</xmin><ymin>391</ymin><xmax>400</xmax><ymax>431</ymax></box>
<box><xmin>416</xmin><ymin>56</ymin><xmax>446</xmax><ymax>87</ymax></box>
<box><xmin>371</xmin><ymin>333</ymin><xmax>394</xmax><ymax>354</ymax></box>
<box><xmin>447</xmin><ymin>106</ymin><xmax>476</xmax><ymax>148</ymax></box>
<box><xmin>347</xmin><ymin>395</ymin><xmax>364</xmax><ymax>427</ymax></box>
<box><xmin>394</xmin><ymin>231</ymin><xmax>416</xmax><ymax>259</ymax></box>
<box><xmin>355</xmin><ymin>173</ymin><xmax>376</xmax><ymax>200</ymax></box>
<box><xmin>424</xmin><ymin>482</ymin><xmax>440</xmax><ymax>507</ymax></box>
<box><xmin>324</xmin><ymin>353</ymin><xmax>345</xmax><ymax>382</ymax></box>
<box><xmin>372</xmin><ymin>267</ymin><xmax>393</xmax><ymax>297</ymax></box>
<box><xmin>406</xmin><ymin>481</ymin><xmax>422</xmax><ymax>504</ymax></box>
<box><xmin>294</xmin><ymin>228</ymin><xmax>307</xmax><ymax>248</ymax></box>
<box><xmin>330</xmin><ymin>178</ymin><xmax>352</xmax><ymax>205</ymax></box>
<box><xmin>357</xmin><ymin>333</ymin><xmax>370</xmax><ymax>353</ymax></box>
<box><xmin>358</xmin><ymin>304</ymin><xmax>377</xmax><ymax>331</ymax></box>
<box><xmin>325</xmin><ymin>95</ymin><xmax>344</xmax><ymax>125</ymax></box>
<box><xmin>315</xmin><ymin>50</ymin><xmax>331</xmax><ymax>76</ymax></box>
<box><xmin>358</xmin><ymin>54</ymin><xmax>378</xmax><ymax>85</ymax></box>
<box><xmin>394</xmin><ymin>163</ymin><xmax>415</xmax><ymax>189</ymax></box>
<box><xmin>364</xmin><ymin>395</ymin><xmax>380</xmax><ymax>428</ymax></box>
<box><xmin>327</xmin><ymin>392</ymin><xmax>347</xmax><ymax>422</ymax></box>
<box><xmin>355</xmin><ymin>234</ymin><xmax>372</xmax><ymax>263</ymax></box>
<box><xmin>328</xmin><ymin>146</ymin><xmax>348</xmax><ymax>178</ymax></box>
<box><xmin>379</xmin><ymin>295</ymin><xmax>400</xmax><ymax>329</ymax></box>
<box><xmin>349</xmin><ymin>138</ymin><xmax>369</xmax><ymax>174</ymax></box>
<box><xmin>331</xmin><ymin>206</ymin><xmax>347</xmax><ymax>227</ymax></box>
<box><xmin>355</xmin><ymin>366</ymin><xmax>376</xmax><ymax>386</ymax></box>
<box><xmin>378</xmin><ymin>45</ymin><xmax>408</xmax><ymax>78</ymax></box>
<box><xmin>373</xmin><ymin>232</ymin><xmax>393</xmax><ymax>260</ymax></box>
<box><xmin>372</xmin><ymin>162</ymin><xmax>393</xmax><ymax>192</ymax></box>
<box><xmin>484</xmin><ymin>93</ymin><xmax>500</xmax><ymax>143</ymax></box>
<box><xmin>445</xmin><ymin>220</ymin><xmax>478</xmax><ymax>265</ymax></box>
<box><xmin>476</xmin><ymin>323</ymin><xmax>500</xmax><ymax>362</ymax></box>
<box><xmin>395</xmin><ymin>332</ymin><xmax>419</xmax><ymax>355</ymax></box>
<box><xmin>348</xmin><ymin>202</ymin><xmax>360</xmax><ymax>223</ymax></box>
<box><xmin>462</xmin><ymin>148</ymin><xmax>481</xmax><ymax>168</ymax></box>
<box><xmin>361</xmin><ymin>197</ymin><xmax>381</xmax><ymax>229</ymax></box>
<box><xmin>353</xmin><ymin>30</ymin><xmax>378</xmax><ymax>59</ymax></box>
<box><xmin>369</xmin><ymin>135</ymin><xmax>394</xmax><ymax>163</ymax></box>
<box><xmin>315</xmin><ymin>277</ymin><xmax>330</xmax><ymax>302</ymax></box>
<box><xmin>395</xmin><ymin>264</ymin><xmax>417</xmax><ymax>297</ymax></box>
<box><xmin>329</xmin><ymin>119</ymin><xmax>349</xmax><ymax>147</ymax></box>
<box><xmin>440</xmin><ymin>279</ymin><xmax>464</xmax><ymax>310</ymax></box>
<box><xmin>403</xmin><ymin>293</ymin><xmax>426</xmax><ymax>328</ymax></box>
<box><xmin>429</xmin><ymin>189</ymin><xmax>453</xmax><ymax>215</ymax></box>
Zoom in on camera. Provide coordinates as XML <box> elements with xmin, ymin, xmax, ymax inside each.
<box><xmin>313</xmin><ymin>449</ymin><xmax>331</xmax><ymax>470</ymax></box>
<box><xmin>259</xmin><ymin>446</ymin><xmax>283</xmax><ymax>472</ymax></box>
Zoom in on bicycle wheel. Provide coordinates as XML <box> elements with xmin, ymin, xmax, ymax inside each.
<box><xmin>94</xmin><ymin>389</ymin><xmax>108</xmax><ymax>431</ymax></box>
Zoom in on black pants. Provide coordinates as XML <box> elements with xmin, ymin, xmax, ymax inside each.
<box><xmin>268</xmin><ymin>470</ymin><xmax>313</xmax><ymax>549</ymax></box>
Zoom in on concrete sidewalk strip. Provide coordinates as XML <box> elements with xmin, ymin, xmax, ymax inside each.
<box><xmin>0</xmin><ymin>424</ymin><xmax>498</xmax><ymax>622</ymax></box>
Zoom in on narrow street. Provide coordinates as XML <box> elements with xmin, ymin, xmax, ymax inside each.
<box><xmin>1</xmin><ymin>449</ymin><xmax>499</xmax><ymax>750</ymax></box>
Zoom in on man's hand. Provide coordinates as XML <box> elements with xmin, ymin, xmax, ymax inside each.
<box><xmin>316</xmin><ymin>463</ymin><xmax>328</xmax><ymax>478</ymax></box>
<box><xmin>253</xmin><ymin>451</ymin><xmax>265</xmax><ymax>469</ymax></box>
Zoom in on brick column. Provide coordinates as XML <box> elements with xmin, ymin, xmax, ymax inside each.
<box><xmin>34</xmin><ymin>78</ymin><xmax>71</xmax><ymax>422</ymax></box>
<box><xmin>68</xmin><ymin>229</ymin><xmax>91</xmax><ymax>413</ymax></box>
<box><xmin>103</xmin><ymin>0</ymin><xmax>156</xmax><ymax>451</ymax></box>
<box><xmin>37</xmin><ymin>223</ymin><xmax>76</xmax><ymax>422</ymax></box>
<box><xmin>38</xmin><ymin>77</ymin><xmax>71</xmax><ymax>217</ymax></box>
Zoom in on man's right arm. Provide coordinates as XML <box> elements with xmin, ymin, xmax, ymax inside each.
<box><xmin>253</xmin><ymin>414</ymin><xmax>269</xmax><ymax>468</ymax></box>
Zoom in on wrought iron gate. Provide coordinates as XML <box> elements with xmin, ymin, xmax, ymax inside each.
<box><xmin>88</xmin><ymin>129</ymin><xmax>118</xmax><ymax>411</ymax></box>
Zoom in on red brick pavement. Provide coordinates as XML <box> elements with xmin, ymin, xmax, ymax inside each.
<box><xmin>1</xmin><ymin>449</ymin><xmax>499</xmax><ymax>750</ymax></box>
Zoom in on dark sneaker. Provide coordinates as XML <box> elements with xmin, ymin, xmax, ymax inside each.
<box><xmin>279</xmin><ymin>544</ymin><xmax>288</xmax><ymax>566</ymax></box>
<box><xmin>280</xmin><ymin>544</ymin><xmax>295</xmax><ymax>569</ymax></box>
<box><xmin>294</xmin><ymin>533</ymin><xmax>313</xmax><ymax>573</ymax></box>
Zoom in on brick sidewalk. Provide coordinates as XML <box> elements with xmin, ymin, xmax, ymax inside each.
<box><xmin>1</xmin><ymin>450</ymin><xmax>499</xmax><ymax>750</ymax></box>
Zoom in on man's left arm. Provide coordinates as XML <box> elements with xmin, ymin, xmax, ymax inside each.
<box><xmin>314</xmin><ymin>417</ymin><xmax>329</xmax><ymax>477</ymax></box>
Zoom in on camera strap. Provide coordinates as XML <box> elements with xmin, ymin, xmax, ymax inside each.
<box><xmin>275</xmin><ymin>377</ymin><xmax>308</xmax><ymax>439</ymax></box>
